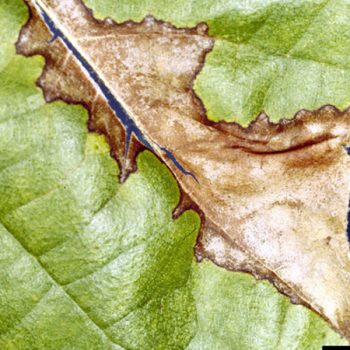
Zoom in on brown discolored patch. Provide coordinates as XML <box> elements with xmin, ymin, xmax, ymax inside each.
<box><xmin>16</xmin><ymin>0</ymin><xmax>144</xmax><ymax>181</ymax></box>
<box><xmin>18</xmin><ymin>0</ymin><xmax>350</xmax><ymax>340</ymax></box>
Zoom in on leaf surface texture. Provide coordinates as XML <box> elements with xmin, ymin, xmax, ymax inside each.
<box><xmin>0</xmin><ymin>0</ymin><xmax>349</xmax><ymax>348</ymax></box>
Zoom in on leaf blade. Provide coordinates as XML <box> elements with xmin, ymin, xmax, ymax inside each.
<box><xmin>1</xmin><ymin>0</ymin><xmax>348</xmax><ymax>348</ymax></box>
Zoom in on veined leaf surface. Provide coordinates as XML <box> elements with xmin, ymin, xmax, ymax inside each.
<box><xmin>16</xmin><ymin>0</ymin><xmax>350</xmax><ymax>340</ymax></box>
<box><xmin>0</xmin><ymin>0</ymin><xmax>349</xmax><ymax>348</ymax></box>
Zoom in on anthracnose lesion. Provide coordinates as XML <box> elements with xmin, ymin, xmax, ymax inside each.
<box><xmin>38</xmin><ymin>2</ymin><xmax>199</xmax><ymax>183</ymax></box>
<box><xmin>38</xmin><ymin>4</ymin><xmax>143</xmax><ymax>145</ymax></box>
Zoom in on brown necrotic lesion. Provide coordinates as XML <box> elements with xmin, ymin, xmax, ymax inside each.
<box><xmin>18</xmin><ymin>0</ymin><xmax>350</xmax><ymax>340</ymax></box>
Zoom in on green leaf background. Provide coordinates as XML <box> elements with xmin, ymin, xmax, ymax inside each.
<box><xmin>0</xmin><ymin>0</ymin><xmax>347</xmax><ymax>348</ymax></box>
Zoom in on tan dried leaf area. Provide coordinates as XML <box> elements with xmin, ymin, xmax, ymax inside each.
<box><xmin>17</xmin><ymin>0</ymin><xmax>350</xmax><ymax>340</ymax></box>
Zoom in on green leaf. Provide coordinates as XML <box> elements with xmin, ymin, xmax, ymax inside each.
<box><xmin>0</xmin><ymin>0</ymin><xmax>347</xmax><ymax>349</ymax></box>
<box><xmin>86</xmin><ymin>0</ymin><xmax>350</xmax><ymax>125</ymax></box>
